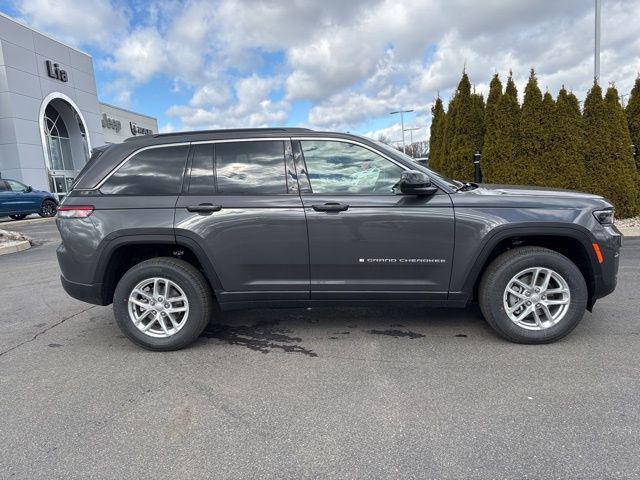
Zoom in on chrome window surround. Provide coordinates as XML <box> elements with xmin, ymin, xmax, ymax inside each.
<box><xmin>87</xmin><ymin>136</ymin><xmax>439</xmax><ymax>192</ymax></box>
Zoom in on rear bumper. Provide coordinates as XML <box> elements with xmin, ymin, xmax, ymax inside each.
<box><xmin>60</xmin><ymin>275</ymin><xmax>106</xmax><ymax>306</ymax></box>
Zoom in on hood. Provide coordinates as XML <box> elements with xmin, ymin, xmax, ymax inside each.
<box><xmin>452</xmin><ymin>183</ymin><xmax>613</xmax><ymax>211</ymax></box>
<box><xmin>473</xmin><ymin>183</ymin><xmax>604</xmax><ymax>200</ymax></box>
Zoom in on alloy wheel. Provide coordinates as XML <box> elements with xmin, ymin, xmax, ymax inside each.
<box><xmin>127</xmin><ymin>277</ymin><xmax>190</xmax><ymax>338</ymax></box>
<box><xmin>503</xmin><ymin>267</ymin><xmax>571</xmax><ymax>330</ymax></box>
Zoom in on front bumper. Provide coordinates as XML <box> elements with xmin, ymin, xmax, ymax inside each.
<box><xmin>591</xmin><ymin>224</ymin><xmax>622</xmax><ymax>303</ymax></box>
<box><xmin>60</xmin><ymin>275</ymin><xmax>106</xmax><ymax>306</ymax></box>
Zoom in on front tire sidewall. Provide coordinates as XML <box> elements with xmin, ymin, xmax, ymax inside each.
<box><xmin>481</xmin><ymin>251</ymin><xmax>587</xmax><ymax>344</ymax></box>
<box><xmin>113</xmin><ymin>261</ymin><xmax>209</xmax><ymax>351</ymax></box>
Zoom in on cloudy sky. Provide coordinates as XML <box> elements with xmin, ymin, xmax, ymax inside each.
<box><xmin>3</xmin><ymin>0</ymin><xmax>639</xmax><ymax>141</ymax></box>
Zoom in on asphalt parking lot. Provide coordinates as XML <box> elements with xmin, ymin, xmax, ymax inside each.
<box><xmin>1</xmin><ymin>219</ymin><xmax>639</xmax><ymax>479</ymax></box>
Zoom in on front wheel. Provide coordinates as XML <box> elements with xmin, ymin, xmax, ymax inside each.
<box><xmin>478</xmin><ymin>246</ymin><xmax>588</xmax><ymax>344</ymax></box>
<box><xmin>113</xmin><ymin>257</ymin><xmax>213</xmax><ymax>351</ymax></box>
<box><xmin>9</xmin><ymin>214</ymin><xmax>28</xmax><ymax>220</ymax></box>
<box><xmin>39</xmin><ymin>199</ymin><xmax>57</xmax><ymax>217</ymax></box>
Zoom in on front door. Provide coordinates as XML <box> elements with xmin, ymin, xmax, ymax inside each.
<box><xmin>175</xmin><ymin>139</ymin><xmax>309</xmax><ymax>305</ymax></box>
<box><xmin>294</xmin><ymin>139</ymin><xmax>455</xmax><ymax>301</ymax></box>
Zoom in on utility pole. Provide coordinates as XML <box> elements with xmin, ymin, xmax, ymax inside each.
<box><xmin>403</xmin><ymin>127</ymin><xmax>422</xmax><ymax>157</ymax></box>
<box><xmin>389</xmin><ymin>109</ymin><xmax>413</xmax><ymax>154</ymax></box>
<box><xmin>594</xmin><ymin>0</ymin><xmax>601</xmax><ymax>81</ymax></box>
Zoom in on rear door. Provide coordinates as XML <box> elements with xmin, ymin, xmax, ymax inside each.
<box><xmin>294</xmin><ymin>138</ymin><xmax>455</xmax><ymax>301</ymax></box>
<box><xmin>174</xmin><ymin>138</ymin><xmax>309</xmax><ymax>305</ymax></box>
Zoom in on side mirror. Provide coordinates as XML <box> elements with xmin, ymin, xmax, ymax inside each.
<box><xmin>397</xmin><ymin>170</ymin><xmax>438</xmax><ymax>196</ymax></box>
<box><xmin>25</xmin><ymin>185</ymin><xmax>33</xmax><ymax>193</ymax></box>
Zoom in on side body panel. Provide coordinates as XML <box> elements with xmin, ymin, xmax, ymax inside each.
<box><xmin>302</xmin><ymin>193</ymin><xmax>455</xmax><ymax>300</ymax></box>
<box><xmin>449</xmin><ymin>187</ymin><xmax>618</xmax><ymax>303</ymax></box>
<box><xmin>174</xmin><ymin>195</ymin><xmax>310</xmax><ymax>303</ymax></box>
<box><xmin>57</xmin><ymin>195</ymin><xmax>178</xmax><ymax>287</ymax></box>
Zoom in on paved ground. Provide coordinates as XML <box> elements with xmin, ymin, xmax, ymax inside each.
<box><xmin>1</xmin><ymin>219</ymin><xmax>639</xmax><ymax>479</ymax></box>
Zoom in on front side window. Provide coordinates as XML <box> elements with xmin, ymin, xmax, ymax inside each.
<box><xmin>6</xmin><ymin>180</ymin><xmax>27</xmax><ymax>192</ymax></box>
<box><xmin>300</xmin><ymin>140</ymin><xmax>403</xmax><ymax>194</ymax></box>
<box><xmin>100</xmin><ymin>145</ymin><xmax>189</xmax><ymax>195</ymax></box>
<box><xmin>215</xmin><ymin>141</ymin><xmax>287</xmax><ymax>194</ymax></box>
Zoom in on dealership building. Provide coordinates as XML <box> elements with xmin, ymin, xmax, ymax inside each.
<box><xmin>0</xmin><ymin>13</ymin><xmax>158</xmax><ymax>198</ymax></box>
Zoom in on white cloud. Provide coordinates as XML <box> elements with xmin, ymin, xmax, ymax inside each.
<box><xmin>16</xmin><ymin>0</ymin><xmax>129</xmax><ymax>47</ymax></box>
<box><xmin>12</xmin><ymin>0</ymin><xmax>640</xmax><ymax>133</ymax></box>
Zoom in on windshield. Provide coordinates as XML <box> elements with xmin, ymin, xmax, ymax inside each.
<box><xmin>370</xmin><ymin>140</ymin><xmax>463</xmax><ymax>190</ymax></box>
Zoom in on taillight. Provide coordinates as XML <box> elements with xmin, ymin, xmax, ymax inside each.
<box><xmin>57</xmin><ymin>205</ymin><xmax>94</xmax><ymax>218</ymax></box>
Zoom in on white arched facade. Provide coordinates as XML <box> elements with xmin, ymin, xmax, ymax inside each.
<box><xmin>38</xmin><ymin>92</ymin><xmax>92</xmax><ymax>199</ymax></box>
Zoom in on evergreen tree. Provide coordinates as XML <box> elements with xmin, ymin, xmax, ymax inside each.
<box><xmin>544</xmin><ymin>87</ymin><xmax>586</xmax><ymax>190</ymax></box>
<box><xmin>446</xmin><ymin>72</ymin><xmax>485</xmax><ymax>181</ymax></box>
<box><xmin>440</xmin><ymin>96</ymin><xmax>457</xmax><ymax>177</ymax></box>
<box><xmin>485</xmin><ymin>73</ymin><xmax>520</xmax><ymax>183</ymax></box>
<box><xmin>428</xmin><ymin>97</ymin><xmax>445</xmax><ymax>172</ymax></box>
<box><xmin>584</xmin><ymin>83</ymin><xmax>639</xmax><ymax>217</ymax></box>
<box><xmin>481</xmin><ymin>74</ymin><xmax>503</xmax><ymax>182</ymax></box>
<box><xmin>515</xmin><ymin>69</ymin><xmax>546</xmax><ymax>185</ymax></box>
<box><xmin>626</xmin><ymin>75</ymin><xmax>640</xmax><ymax>171</ymax></box>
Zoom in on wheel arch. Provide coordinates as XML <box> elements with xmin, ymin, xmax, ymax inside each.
<box><xmin>94</xmin><ymin>235</ymin><xmax>222</xmax><ymax>305</ymax></box>
<box><xmin>461</xmin><ymin>225</ymin><xmax>600</xmax><ymax>310</ymax></box>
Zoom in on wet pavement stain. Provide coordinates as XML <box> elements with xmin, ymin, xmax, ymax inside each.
<box><xmin>455</xmin><ymin>334</ymin><xmax>468</xmax><ymax>338</ymax></box>
<box><xmin>203</xmin><ymin>320</ymin><xmax>318</xmax><ymax>357</ymax></box>
<box><xmin>368</xmin><ymin>329</ymin><xmax>425</xmax><ymax>339</ymax></box>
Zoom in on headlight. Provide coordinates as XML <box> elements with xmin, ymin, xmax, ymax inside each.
<box><xmin>593</xmin><ymin>209</ymin><xmax>614</xmax><ymax>225</ymax></box>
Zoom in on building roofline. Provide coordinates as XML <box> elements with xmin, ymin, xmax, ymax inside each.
<box><xmin>99</xmin><ymin>102</ymin><xmax>158</xmax><ymax>122</ymax></box>
<box><xmin>0</xmin><ymin>11</ymin><xmax>92</xmax><ymax>58</ymax></box>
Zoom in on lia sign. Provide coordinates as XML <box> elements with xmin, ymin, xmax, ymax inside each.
<box><xmin>45</xmin><ymin>60</ymin><xmax>68</xmax><ymax>82</ymax></box>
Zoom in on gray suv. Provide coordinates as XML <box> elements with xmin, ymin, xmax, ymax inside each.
<box><xmin>56</xmin><ymin>128</ymin><xmax>622</xmax><ymax>350</ymax></box>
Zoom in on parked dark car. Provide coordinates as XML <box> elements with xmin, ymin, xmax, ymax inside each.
<box><xmin>0</xmin><ymin>179</ymin><xmax>58</xmax><ymax>220</ymax></box>
<box><xmin>56</xmin><ymin>128</ymin><xmax>621</xmax><ymax>350</ymax></box>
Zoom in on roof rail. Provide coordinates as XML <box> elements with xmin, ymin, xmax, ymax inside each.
<box><xmin>124</xmin><ymin>127</ymin><xmax>314</xmax><ymax>142</ymax></box>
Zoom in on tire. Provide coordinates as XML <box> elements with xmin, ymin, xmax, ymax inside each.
<box><xmin>113</xmin><ymin>257</ymin><xmax>212</xmax><ymax>351</ymax></box>
<box><xmin>9</xmin><ymin>214</ymin><xmax>28</xmax><ymax>220</ymax></box>
<box><xmin>39</xmin><ymin>199</ymin><xmax>57</xmax><ymax>217</ymax></box>
<box><xmin>478</xmin><ymin>246</ymin><xmax>588</xmax><ymax>344</ymax></box>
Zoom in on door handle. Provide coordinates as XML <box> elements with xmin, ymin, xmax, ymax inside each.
<box><xmin>312</xmin><ymin>202</ymin><xmax>349</xmax><ymax>212</ymax></box>
<box><xmin>186</xmin><ymin>203</ymin><xmax>222</xmax><ymax>214</ymax></box>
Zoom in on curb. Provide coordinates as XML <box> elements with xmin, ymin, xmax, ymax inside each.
<box><xmin>618</xmin><ymin>226</ymin><xmax>640</xmax><ymax>237</ymax></box>
<box><xmin>0</xmin><ymin>217</ymin><xmax>54</xmax><ymax>228</ymax></box>
<box><xmin>0</xmin><ymin>240</ymin><xmax>31</xmax><ymax>256</ymax></box>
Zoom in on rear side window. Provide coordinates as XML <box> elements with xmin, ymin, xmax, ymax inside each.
<box><xmin>0</xmin><ymin>180</ymin><xmax>9</xmax><ymax>191</ymax></box>
<box><xmin>101</xmin><ymin>145</ymin><xmax>189</xmax><ymax>195</ymax></box>
<box><xmin>215</xmin><ymin>141</ymin><xmax>286</xmax><ymax>194</ymax></box>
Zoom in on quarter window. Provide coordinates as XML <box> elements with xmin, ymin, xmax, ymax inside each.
<box><xmin>300</xmin><ymin>140</ymin><xmax>403</xmax><ymax>194</ymax></box>
<box><xmin>215</xmin><ymin>141</ymin><xmax>287</xmax><ymax>194</ymax></box>
<box><xmin>100</xmin><ymin>145</ymin><xmax>189</xmax><ymax>195</ymax></box>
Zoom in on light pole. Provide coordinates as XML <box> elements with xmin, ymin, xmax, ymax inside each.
<box><xmin>403</xmin><ymin>127</ymin><xmax>422</xmax><ymax>157</ymax></box>
<box><xmin>594</xmin><ymin>0</ymin><xmax>601</xmax><ymax>81</ymax></box>
<box><xmin>389</xmin><ymin>109</ymin><xmax>413</xmax><ymax>154</ymax></box>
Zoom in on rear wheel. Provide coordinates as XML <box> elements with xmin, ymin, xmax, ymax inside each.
<box><xmin>478</xmin><ymin>247</ymin><xmax>588</xmax><ymax>344</ymax></box>
<box><xmin>39</xmin><ymin>199</ymin><xmax>57</xmax><ymax>217</ymax></box>
<box><xmin>9</xmin><ymin>214</ymin><xmax>28</xmax><ymax>220</ymax></box>
<box><xmin>113</xmin><ymin>257</ymin><xmax>212</xmax><ymax>351</ymax></box>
